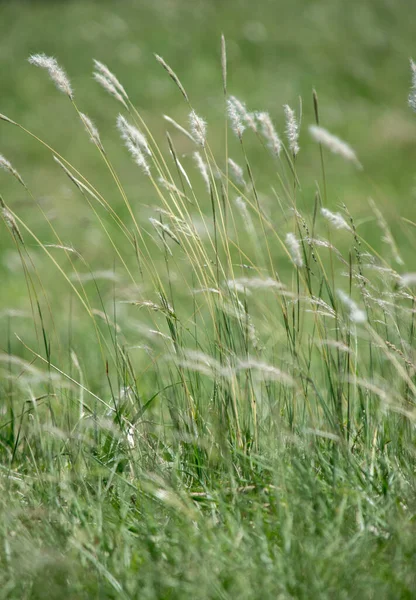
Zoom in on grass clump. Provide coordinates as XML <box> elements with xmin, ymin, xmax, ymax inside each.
<box><xmin>0</xmin><ymin>42</ymin><xmax>415</xmax><ymax>599</ymax></box>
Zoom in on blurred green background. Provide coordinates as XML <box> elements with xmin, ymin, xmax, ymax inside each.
<box><xmin>1</xmin><ymin>0</ymin><xmax>416</xmax><ymax>354</ymax></box>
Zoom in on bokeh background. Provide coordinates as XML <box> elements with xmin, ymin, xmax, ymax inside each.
<box><xmin>1</xmin><ymin>0</ymin><xmax>416</xmax><ymax>360</ymax></box>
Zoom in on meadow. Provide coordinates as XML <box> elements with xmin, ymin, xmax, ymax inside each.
<box><xmin>1</xmin><ymin>1</ymin><xmax>416</xmax><ymax>598</ymax></box>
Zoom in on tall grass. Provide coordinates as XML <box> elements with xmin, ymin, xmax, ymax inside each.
<box><xmin>0</xmin><ymin>42</ymin><xmax>415</xmax><ymax>599</ymax></box>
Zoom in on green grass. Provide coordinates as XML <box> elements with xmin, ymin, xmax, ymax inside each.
<box><xmin>1</xmin><ymin>1</ymin><xmax>416</xmax><ymax>598</ymax></box>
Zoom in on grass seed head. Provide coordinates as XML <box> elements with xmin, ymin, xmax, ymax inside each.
<box><xmin>28</xmin><ymin>53</ymin><xmax>73</xmax><ymax>99</ymax></box>
<box><xmin>221</xmin><ymin>34</ymin><xmax>227</xmax><ymax>96</ymax></box>
<box><xmin>155</xmin><ymin>54</ymin><xmax>188</xmax><ymax>101</ymax></box>
<box><xmin>228</xmin><ymin>158</ymin><xmax>246</xmax><ymax>186</ymax></box>
<box><xmin>408</xmin><ymin>58</ymin><xmax>416</xmax><ymax>111</ymax></box>
<box><xmin>286</xmin><ymin>232</ymin><xmax>304</xmax><ymax>267</ymax></box>
<box><xmin>399</xmin><ymin>273</ymin><xmax>416</xmax><ymax>287</ymax></box>
<box><xmin>93</xmin><ymin>72</ymin><xmax>127</xmax><ymax>107</ymax></box>
<box><xmin>193</xmin><ymin>151</ymin><xmax>210</xmax><ymax>192</ymax></box>
<box><xmin>80</xmin><ymin>113</ymin><xmax>103</xmax><ymax>151</ymax></box>
<box><xmin>309</xmin><ymin>125</ymin><xmax>361</xmax><ymax>168</ymax></box>
<box><xmin>227</xmin><ymin>96</ymin><xmax>257</xmax><ymax>138</ymax></box>
<box><xmin>117</xmin><ymin>115</ymin><xmax>151</xmax><ymax>175</ymax></box>
<box><xmin>164</xmin><ymin>115</ymin><xmax>196</xmax><ymax>143</ymax></box>
<box><xmin>337</xmin><ymin>290</ymin><xmax>367</xmax><ymax>324</ymax></box>
<box><xmin>189</xmin><ymin>110</ymin><xmax>207</xmax><ymax>146</ymax></box>
<box><xmin>284</xmin><ymin>104</ymin><xmax>300</xmax><ymax>155</ymax></box>
<box><xmin>93</xmin><ymin>59</ymin><xmax>127</xmax><ymax>99</ymax></box>
<box><xmin>321</xmin><ymin>207</ymin><xmax>351</xmax><ymax>231</ymax></box>
<box><xmin>0</xmin><ymin>154</ymin><xmax>25</xmax><ymax>187</ymax></box>
<box><xmin>256</xmin><ymin>112</ymin><xmax>282</xmax><ymax>156</ymax></box>
<box><xmin>0</xmin><ymin>197</ymin><xmax>23</xmax><ymax>243</ymax></box>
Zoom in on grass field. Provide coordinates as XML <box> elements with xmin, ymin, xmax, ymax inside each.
<box><xmin>1</xmin><ymin>1</ymin><xmax>416</xmax><ymax>598</ymax></box>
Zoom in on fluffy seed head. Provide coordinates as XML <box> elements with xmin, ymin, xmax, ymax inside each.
<box><xmin>164</xmin><ymin>115</ymin><xmax>195</xmax><ymax>142</ymax></box>
<box><xmin>228</xmin><ymin>158</ymin><xmax>245</xmax><ymax>186</ymax></box>
<box><xmin>0</xmin><ymin>197</ymin><xmax>23</xmax><ymax>243</ymax></box>
<box><xmin>227</xmin><ymin>97</ymin><xmax>245</xmax><ymax>139</ymax></box>
<box><xmin>256</xmin><ymin>112</ymin><xmax>282</xmax><ymax>156</ymax></box>
<box><xmin>28</xmin><ymin>53</ymin><xmax>73</xmax><ymax>98</ymax></box>
<box><xmin>193</xmin><ymin>152</ymin><xmax>210</xmax><ymax>192</ymax></box>
<box><xmin>189</xmin><ymin>110</ymin><xmax>207</xmax><ymax>146</ymax></box>
<box><xmin>309</xmin><ymin>125</ymin><xmax>361</xmax><ymax>168</ymax></box>
<box><xmin>337</xmin><ymin>290</ymin><xmax>367</xmax><ymax>324</ymax></box>
<box><xmin>226</xmin><ymin>277</ymin><xmax>285</xmax><ymax>292</ymax></box>
<box><xmin>284</xmin><ymin>104</ymin><xmax>300</xmax><ymax>156</ymax></box>
<box><xmin>321</xmin><ymin>207</ymin><xmax>351</xmax><ymax>231</ymax></box>
<box><xmin>227</xmin><ymin>96</ymin><xmax>257</xmax><ymax>138</ymax></box>
<box><xmin>93</xmin><ymin>72</ymin><xmax>127</xmax><ymax>108</ymax></box>
<box><xmin>80</xmin><ymin>113</ymin><xmax>103</xmax><ymax>151</ymax></box>
<box><xmin>117</xmin><ymin>115</ymin><xmax>151</xmax><ymax>156</ymax></box>
<box><xmin>221</xmin><ymin>34</ymin><xmax>227</xmax><ymax>96</ymax></box>
<box><xmin>409</xmin><ymin>59</ymin><xmax>416</xmax><ymax>111</ymax></box>
<box><xmin>93</xmin><ymin>59</ymin><xmax>127</xmax><ymax>99</ymax></box>
<box><xmin>0</xmin><ymin>154</ymin><xmax>25</xmax><ymax>187</ymax></box>
<box><xmin>286</xmin><ymin>232</ymin><xmax>303</xmax><ymax>267</ymax></box>
<box><xmin>399</xmin><ymin>273</ymin><xmax>416</xmax><ymax>287</ymax></box>
<box><xmin>117</xmin><ymin>115</ymin><xmax>151</xmax><ymax>176</ymax></box>
<box><xmin>149</xmin><ymin>217</ymin><xmax>181</xmax><ymax>246</ymax></box>
<box><xmin>155</xmin><ymin>54</ymin><xmax>188</xmax><ymax>101</ymax></box>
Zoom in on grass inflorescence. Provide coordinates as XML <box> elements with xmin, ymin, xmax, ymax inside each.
<box><xmin>0</xmin><ymin>44</ymin><xmax>415</xmax><ymax>599</ymax></box>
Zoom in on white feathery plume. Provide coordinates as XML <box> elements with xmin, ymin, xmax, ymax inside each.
<box><xmin>227</xmin><ymin>97</ymin><xmax>245</xmax><ymax>138</ymax></box>
<box><xmin>117</xmin><ymin>115</ymin><xmax>151</xmax><ymax>176</ymax></box>
<box><xmin>80</xmin><ymin>113</ymin><xmax>103</xmax><ymax>151</ymax></box>
<box><xmin>28</xmin><ymin>53</ymin><xmax>73</xmax><ymax>98</ymax></box>
<box><xmin>256</xmin><ymin>112</ymin><xmax>282</xmax><ymax>156</ymax></box>
<box><xmin>93</xmin><ymin>72</ymin><xmax>127</xmax><ymax>108</ymax></box>
<box><xmin>93</xmin><ymin>59</ymin><xmax>127</xmax><ymax>99</ymax></box>
<box><xmin>408</xmin><ymin>59</ymin><xmax>416</xmax><ymax>112</ymax></box>
<box><xmin>0</xmin><ymin>197</ymin><xmax>23</xmax><ymax>243</ymax></box>
<box><xmin>193</xmin><ymin>152</ymin><xmax>210</xmax><ymax>192</ymax></box>
<box><xmin>227</xmin><ymin>96</ymin><xmax>257</xmax><ymax>138</ymax></box>
<box><xmin>117</xmin><ymin>115</ymin><xmax>151</xmax><ymax>156</ymax></box>
<box><xmin>399</xmin><ymin>273</ymin><xmax>416</xmax><ymax>287</ymax></box>
<box><xmin>228</xmin><ymin>158</ymin><xmax>246</xmax><ymax>186</ymax></box>
<box><xmin>193</xmin><ymin>287</ymin><xmax>221</xmax><ymax>295</ymax></box>
<box><xmin>318</xmin><ymin>339</ymin><xmax>352</xmax><ymax>353</ymax></box>
<box><xmin>221</xmin><ymin>34</ymin><xmax>227</xmax><ymax>96</ymax></box>
<box><xmin>226</xmin><ymin>277</ymin><xmax>285</xmax><ymax>292</ymax></box>
<box><xmin>286</xmin><ymin>232</ymin><xmax>303</xmax><ymax>267</ymax></box>
<box><xmin>337</xmin><ymin>290</ymin><xmax>367</xmax><ymax>324</ymax></box>
<box><xmin>321</xmin><ymin>207</ymin><xmax>351</xmax><ymax>231</ymax></box>
<box><xmin>189</xmin><ymin>110</ymin><xmax>207</xmax><ymax>146</ymax></box>
<box><xmin>122</xmin><ymin>141</ymin><xmax>150</xmax><ymax>177</ymax></box>
<box><xmin>158</xmin><ymin>177</ymin><xmax>187</xmax><ymax>198</ymax></box>
<box><xmin>283</xmin><ymin>104</ymin><xmax>300</xmax><ymax>155</ymax></box>
<box><xmin>149</xmin><ymin>217</ymin><xmax>181</xmax><ymax>246</ymax></box>
<box><xmin>309</xmin><ymin>125</ymin><xmax>361</xmax><ymax>168</ymax></box>
<box><xmin>163</xmin><ymin>115</ymin><xmax>195</xmax><ymax>142</ymax></box>
<box><xmin>232</xmin><ymin>96</ymin><xmax>257</xmax><ymax>132</ymax></box>
<box><xmin>0</xmin><ymin>154</ymin><xmax>25</xmax><ymax>186</ymax></box>
<box><xmin>154</xmin><ymin>54</ymin><xmax>188</xmax><ymax>101</ymax></box>
<box><xmin>175</xmin><ymin>155</ymin><xmax>193</xmax><ymax>189</ymax></box>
